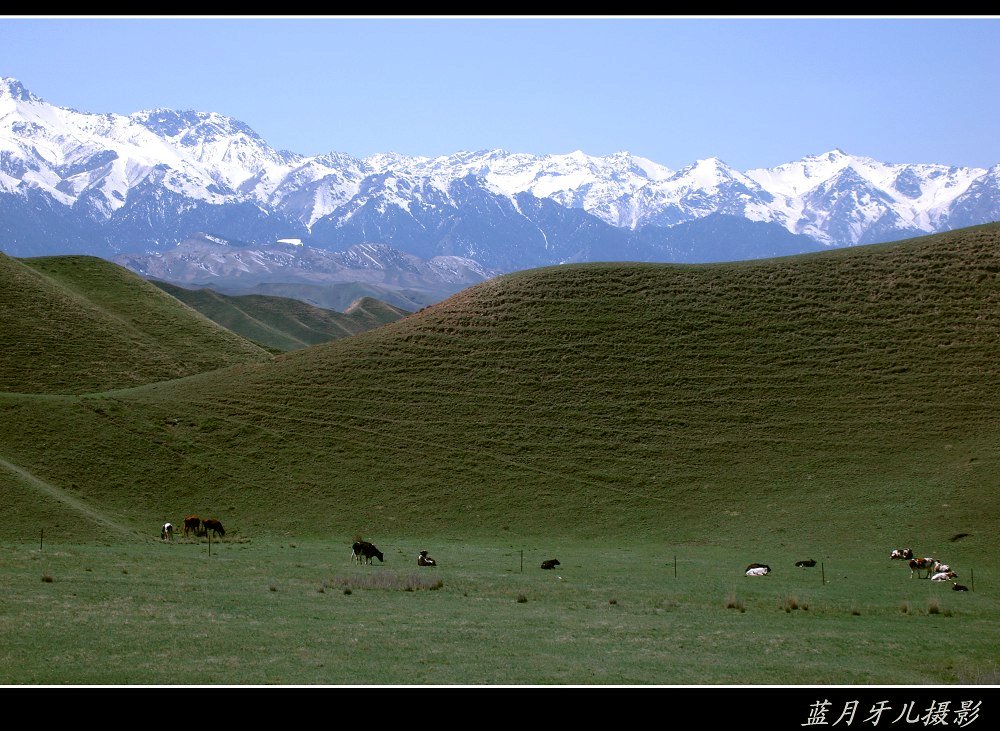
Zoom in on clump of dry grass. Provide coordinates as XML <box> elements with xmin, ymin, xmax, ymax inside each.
<box><xmin>725</xmin><ymin>592</ymin><xmax>745</xmax><ymax>612</ymax></box>
<box><xmin>928</xmin><ymin>597</ymin><xmax>941</xmax><ymax>615</ymax></box>
<box><xmin>900</xmin><ymin>600</ymin><xmax>910</xmax><ymax>614</ymax></box>
<box><xmin>517</xmin><ymin>593</ymin><xmax>528</xmax><ymax>604</ymax></box>
<box><xmin>956</xmin><ymin>664</ymin><xmax>1000</xmax><ymax>684</ymax></box>
<box><xmin>782</xmin><ymin>596</ymin><xmax>800</xmax><ymax>612</ymax></box>
<box><xmin>329</xmin><ymin>572</ymin><xmax>443</xmax><ymax>592</ymax></box>
<box><xmin>851</xmin><ymin>603</ymin><xmax>861</xmax><ymax>616</ymax></box>
<box><xmin>609</xmin><ymin>598</ymin><xmax>618</xmax><ymax>605</ymax></box>
<box><xmin>41</xmin><ymin>573</ymin><xmax>53</xmax><ymax>583</ymax></box>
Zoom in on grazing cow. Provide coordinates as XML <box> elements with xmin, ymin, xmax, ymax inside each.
<box><xmin>352</xmin><ymin>541</ymin><xmax>383</xmax><ymax>564</ymax></box>
<box><xmin>930</xmin><ymin>571</ymin><xmax>958</xmax><ymax>582</ymax></box>
<box><xmin>417</xmin><ymin>550</ymin><xmax>437</xmax><ymax>567</ymax></box>
<box><xmin>183</xmin><ymin>515</ymin><xmax>201</xmax><ymax>537</ymax></box>
<box><xmin>161</xmin><ymin>522</ymin><xmax>174</xmax><ymax>541</ymax></box>
<box><xmin>746</xmin><ymin>565</ymin><xmax>771</xmax><ymax>576</ymax></box>
<box><xmin>908</xmin><ymin>557</ymin><xmax>936</xmax><ymax>579</ymax></box>
<box><xmin>795</xmin><ymin>559</ymin><xmax>817</xmax><ymax>568</ymax></box>
<box><xmin>540</xmin><ymin>559</ymin><xmax>560</xmax><ymax>570</ymax></box>
<box><xmin>890</xmin><ymin>548</ymin><xmax>914</xmax><ymax>561</ymax></box>
<box><xmin>202</xmin><ymin>518</ymin><xmax>225</xmax><ymax>538</ymax></box>
<box><xmin>952</xmin><ymin>583</ymin><xmax>969</xmax><ymax>592</ymax></box>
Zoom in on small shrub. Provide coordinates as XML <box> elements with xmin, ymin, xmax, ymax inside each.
<box><xmin>269</xmin><ymin>585</ymin><xmax>277</xmax><ymax>592</ymax></box>
<box><xmin>851</xmin><ymin>604</ymin><xmax>861</xmax><ymax>616</ymax></box>
<box><xmin>928</xmin><ymin>597</ymin><xmax>941</xmax><ymax>615</ymax></box>
<box><xmin>783</xmin><ymin>596</ymin><xmax>800</xmax><ymax>612</ymax></box>
<box><xmin>609</xmin><ymin>598</ymin><xmax>618</xmax><ymax>605</ymax></box>
<box><xmin>317</xmin><ymin>587</ymin><xmax>325</xmax><ymax>593</ymax></box>
<box><xmin>517</xmin><ymin>593</ymin><xmax>528</xmax><ymax>604</ymax></box>
<box><xmin>900</xmin><ymin>601</ymin><xmax>910</xmax><ymax>614</ymax></box>
<box><xmin>41</xmin><ymin>574</ymin><xmax>53</xmax><ymax>583</ymax></box>
<box><xmin>343</xmin><ymin>588</ymin><xmax>352</xmax><ymax>595</ymax></box>
<box><xmin>725</xmin><ymin>592</ymin><xmax>744</xmax><ymax>611</ymax></box>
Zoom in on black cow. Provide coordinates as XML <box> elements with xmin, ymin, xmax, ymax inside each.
<box><xmin>203</xmin><ymin>518</ymin><xmax>225</xmax><ymax>538</ymax></box>
<box><xmin>541</xmin><ymin>559</ymin><xmax>560</xmax><ymax>570</ymax></box>
<box><xmin>352</xmin><ymin>541</ymin><xmax>384</xmax><ymax>564</ymax></box>
<box><xmin>795</xmin><ymin>559</ymin><xmax>817</xmax><ymax>568</ymax></box>
<box><xmin>952</xmin><ymin>583</ymin><xmax>969</xmax><ymax>592</ymax></box>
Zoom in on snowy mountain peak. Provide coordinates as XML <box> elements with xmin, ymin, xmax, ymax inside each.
<box><xmin>0</xmin><ymin>77</ymin><xmax>42</xmax><ymax>103</ymax></box>
<box><xmin>132</xmin><ymin>108</ymin><xmax>264</xmax><ymax>144</ymax></box>
<box><xmin>0</xmin><ymin>76</ymin><xmax>997</xmax><ymax>262</ymax></box>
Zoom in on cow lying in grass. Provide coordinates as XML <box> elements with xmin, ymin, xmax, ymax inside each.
<box><xmin>746</xmin><ymin>564</ymin><xmax>771</xmax><ymax>576</ymax></box>
<box><xmin>541</xmin><ymin>559</ymin><xmax>560</xmax><ymax>570</ymax></box>
<box><xmin>795</xmin><ymin>559</ymin><xmax>816</xmax><ymax>568</ymax></box>
<box><xmin>930</xmin><ymin>570</ymin><xmax>958</xmax><ymax>582</ymax></box>
<box><xmin>417</xmin><ymin>550</ymin><xmax>437</xmax><ymax>567</ymax></box>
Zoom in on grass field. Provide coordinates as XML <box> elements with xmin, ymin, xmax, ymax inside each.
<box><xmin>1</xmin><ymin>536</ymin><xmax>996</xmax><ymax>685</ymax></box>
<box><xmin>1</xmin><ymin>224</ymin><xmax>998</xmax><ymax>687</ymax></box>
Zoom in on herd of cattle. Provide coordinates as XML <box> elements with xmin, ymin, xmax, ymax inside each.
<box><xmin>160</xmin><ymin>515</ymin><xmax>224</xmax><ymax>541</ymax></box>
<box><xmin>741</xmin><ymin>550</ymin><xmax>970</xmax><ymax>591</ymax></box>
<box><xmin>890</xmin><ymin>547</ymin><xmax>968</xmax><ymax>590</ymax></box>
<box><xmin>157</xmin><ymin>527</ymin><xmax>971</xmax><ymax>592</ymax></box>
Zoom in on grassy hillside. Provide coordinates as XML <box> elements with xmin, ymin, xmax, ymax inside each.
<box><xmin>0</xmin><ymin>225</ymin><xmax>998</xmax><ymax>552</ymax></box>
<box><xmin>151</xmin><ymin>280</ymin><xmax>410</xmax><ymax>351</ymax></box>
<box><xmin>0</xmin><ymin>254</ymin><xmax>271</xmax><ymax>394</ymax></box>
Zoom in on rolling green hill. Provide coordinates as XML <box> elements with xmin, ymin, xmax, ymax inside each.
<box><xmin>1</xmin><ymin>225</ymin><xmax>998</xmax><ymax>551</ymax></box>
<box><xmin>0</xmin><ymin>254</ymin><xmax>271</xmax><ymax>395</ymax></box>
<box><xmin>150</xmin><ymin>280</ymin><xmax>411</xmax><ymax>351</ymax></box>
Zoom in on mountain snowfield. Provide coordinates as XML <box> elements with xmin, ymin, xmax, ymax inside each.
<box><xmin>2</xmin><ymin>76</ymin><xmax>998</xmax><ymax>269</ymax></box>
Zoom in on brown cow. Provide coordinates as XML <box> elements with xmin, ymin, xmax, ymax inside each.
<box><xmin>417</xmin><ymin>550</ymin><xmax>437</xmax><ymax>567</ymax></box>
<box><xmin>183</xmin><ymin>515</ymin><xmax>201</xmax><ymax>537</ymax></box>
<box><xmin>202</xmin><ymin>518</ymin><xmax>225</xmax><ymax>538</ymax></box>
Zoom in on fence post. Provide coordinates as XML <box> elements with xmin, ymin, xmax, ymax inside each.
<box><xmin>821</xmin><ymin>562</ymin><xmax>825</xmax><ymax>585</ymax></box>
<box><xmin>520</xmin><ymin>550</ymin><xmax>523</xmax><ymax>573</ymax></box>
<box><xmin>40</xmin><ymin>528</ymin><xmax>43</xmax><ymax>551</ymax></box>
<box><xmin>674</xmin><ymin>555</ymin><xmax>677</xmax><ymax>578</ymax></box>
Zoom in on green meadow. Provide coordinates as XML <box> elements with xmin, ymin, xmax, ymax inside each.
<box><xmin>1</xmin><ymin>537</ymin><xmax>995</xmax><ymax>686</ymax></box>
<box><xmin>1</xmin><ymin>224</ymin><xmax>998</xmax><ymax>685</ymax></box>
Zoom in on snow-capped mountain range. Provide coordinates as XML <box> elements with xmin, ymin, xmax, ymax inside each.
<box><xmin>2</xmin><ymin>76</ymin><xmax>997</xmax><ymax>271</ymax></box>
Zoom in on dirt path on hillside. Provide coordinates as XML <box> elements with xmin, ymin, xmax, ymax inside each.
<box><xmin>0</xmin><ymin>454</ymin><xmax>139</xmax><ymax>538</ymax></box>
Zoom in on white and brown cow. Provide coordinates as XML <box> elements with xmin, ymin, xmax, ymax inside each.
<box><xmin>890</xmin><ymin>548</ymin><xmax>914</xmax><ymax>561</ymax></box>
<box><xmin>930</xmin><ymin>570</ymin><xmax>958</xmax><ymax>582</ymax></box>
<box><xmin>908</xmin><ymin>557</ymin><xmax>937</xmax><ymax>579</ymax></box>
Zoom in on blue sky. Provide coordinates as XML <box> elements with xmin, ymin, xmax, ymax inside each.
<box><xmin>1</xmin><ymin>15</ymin><xmax>998</xmax><ymax>171</ymax></box>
